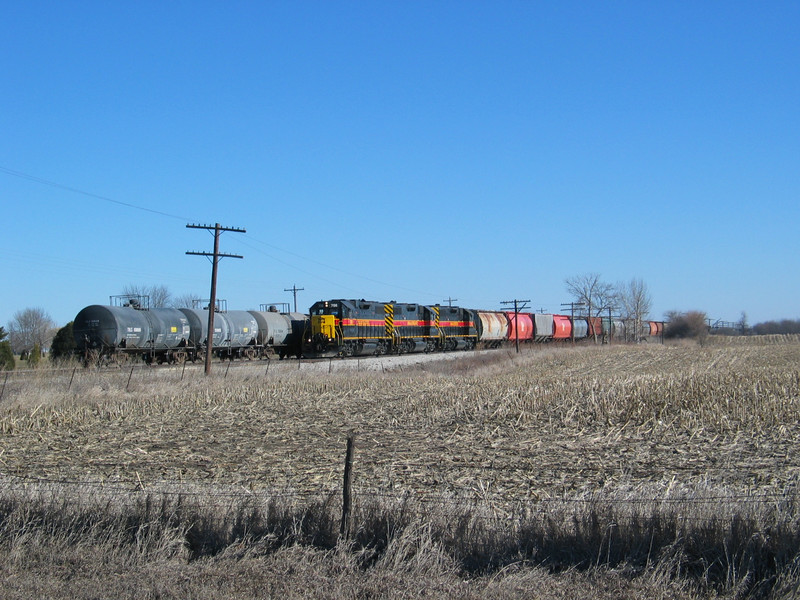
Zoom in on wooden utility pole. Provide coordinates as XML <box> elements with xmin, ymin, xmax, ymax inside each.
<box><xmin>186</xmin><ymin>223</ymin><xmax>246</xmax><ymax>375</ymax></box>
<box><xmin>501</xmin><ymin>299</ymin><xmax>530</xmax><ymax>353</ymax></box>
<box><xmin>443</xmin><ymin>297</ymin><xmax>458</xmax><ymax>307</ymax></box>
<box><xmin>284</xmin><ymin>284</ymin><xmax>304</xmax><ymax>313</ymax></box>
<box><xmin>560</xmin><ymin>302</ymin><xmax>586</xmax><ymax>344</ymax></box>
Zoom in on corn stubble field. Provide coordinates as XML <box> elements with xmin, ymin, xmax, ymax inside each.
<box><xmin>1</xmin><ymin>337</ymin><xmax>799</xmax><ymax>599</ymax></box>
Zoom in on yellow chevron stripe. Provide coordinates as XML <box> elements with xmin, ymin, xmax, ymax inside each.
<box><xmin>384</xmin><ymin>304</ymin><xmax>394</xmax><ymax>337</ymax></box>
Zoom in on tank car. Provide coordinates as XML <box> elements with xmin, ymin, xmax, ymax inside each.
<box><xmin>178</xmin><ymin>308</ymin><xmax>259</xmax><ymax>359</ymax></box>
<box><xmin>73</xmin><ymin>305</ymin><xmax>192</xmax><ymax>364</ymax></box>
<box><xmin>219</xmin><ymin>310</ymin><xmax>260</xmax><ymax>358</ymax></box>
<box><xmin>248</xmin><ymin>308</ymin><xmax>307</xmax><ymax>358</ymax></box>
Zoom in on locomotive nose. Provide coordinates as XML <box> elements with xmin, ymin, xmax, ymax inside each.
<box><xmin>312</xmin><ymin>314</ymin><xmax>336</xmax><ymax>340</ymax></box>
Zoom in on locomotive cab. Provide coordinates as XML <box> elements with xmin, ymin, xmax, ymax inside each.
<box><xmin>307</xmin><ymin>300</ymin><xmax>342</xmax><ymax>356</ymax></box>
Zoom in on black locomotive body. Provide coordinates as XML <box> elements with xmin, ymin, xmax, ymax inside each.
<box><xmin>304</xmin><ymin>299</ymin><xmax>478</xmax><ymax>358</ymax></box>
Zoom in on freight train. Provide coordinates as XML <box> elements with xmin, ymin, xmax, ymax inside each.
<box><xmin>72</xmin><ymin>296</ymin><xmax>663</xmax><ymax>365</ymax></box>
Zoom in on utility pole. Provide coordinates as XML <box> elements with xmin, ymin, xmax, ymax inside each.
<box><xmin>284</xmin><ymin>284</ymin><xmax>304</xmax><ymax>313</ymax></box>
<box><xmin>187</xmin><ymin>223</ymin><xmax>246</xmax><ymax>375</ymax></box>
<box><xmin>501</xmin><ymin>299</ymin><xmax>530</xmax><ymax>353</ymax></box>
<box><xmin>443</xmin><ymin>297</ymin><xmax>458</xmax><ymax>307</ymax></box>
<box><xmin>561</xmin><ymin>302</ymin><xmax>586</xmax><ymax>344</ymax></box>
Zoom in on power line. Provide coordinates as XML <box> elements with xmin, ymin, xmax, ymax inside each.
<box><xmin>0</xmin><ymin>165</ymin><xmax>193</xmax><ymax>221</ymax></box>
<box><xmin>1</xmin><ymin>165</ymin><xmax>478</xmax><ymax>307</ymax></box>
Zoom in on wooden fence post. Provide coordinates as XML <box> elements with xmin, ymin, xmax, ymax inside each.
<box><xmin>126</xmin><ymin>366</ymin><xmax>135</xmax><ymax>391</ymax></box>
<box><xmin>0</xmin><ymin>372</ymin><xmax>8</xmax><ymax>402</ymax></box>
<box><xmin>340</xmin><ymin>434</ymin><xmax>356</xmax><ymax>539</ymax></box>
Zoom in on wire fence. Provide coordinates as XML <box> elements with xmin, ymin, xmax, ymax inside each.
<box><xmin>2</xmin><ymin>469</ymin><xmax>797</xmax><ymax>528</ymax></box>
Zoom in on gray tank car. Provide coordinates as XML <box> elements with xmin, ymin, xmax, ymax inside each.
<box><xmin>74</xmin><ymin>303</ymin><xmax>309</xmax><ymax>365</ymax></box>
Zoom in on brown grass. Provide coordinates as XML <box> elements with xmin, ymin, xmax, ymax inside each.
<box><xmin>0</xmin><ymin>339</ymin><xmax>799</xmax><ymax>598</ymax></box>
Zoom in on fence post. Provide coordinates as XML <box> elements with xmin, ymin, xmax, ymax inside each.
<box><xmin>340</xmin><ymin>434</ymin><xmax>356</xmax><ymax>539</ymax></box>
<box><xmin>126</xmin><ymin>366</ymin><xmax>135</xmax><ymax>391</ymax></box>
<box><xmin>0</xmin><ymin>372</ymin><xmax>8</xmax><ymax>402</ymax></box>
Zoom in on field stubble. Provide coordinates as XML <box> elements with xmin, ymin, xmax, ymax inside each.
<box><xmin>1</xmin><ymin>341</ymin><xmax>800</xmax><ymax>598</ymax></box>
<box><xmin>2</xmin><ymin>343</ymin><xmax>799</xmax><ymax>499</ymax></box>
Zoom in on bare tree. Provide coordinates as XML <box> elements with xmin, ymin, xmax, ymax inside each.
<box><xmin>565</xmin><ymin>273</ymin><xmax>615</xmax><ymax>342</ymax></box>
<box><xmin>615</xmin><ymin>278</ymin><xmax>653</xmax><ymax>342</ymax></box>
<box><xmin>171</xmin><ymin>292</ymin><xmax>202</xmax><ymax>309</ymax></box>
<box><xmin>8</xmin><ymin>307</ymin><xmax>56</xmax><ymax>354</ymax></box>
<box><xmin>738</xmin><ymin>311</ymin><xmax>749</xmax><ymax>336</ymax></box>
<box><xmin>121</xmin><ymin>284</ymin><xmax>172</xmax><ymax>308</ymax></box>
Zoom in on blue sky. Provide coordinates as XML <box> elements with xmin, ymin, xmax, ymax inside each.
<box><xmin>1</xmin><ymin>1</ymin><xmax>798</xmax><ymax>329</ymax></box>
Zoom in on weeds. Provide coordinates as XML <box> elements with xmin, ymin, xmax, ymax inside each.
<box><xmin>0</xmin><ymin>340</ymin><xmax>799</xmax><ymax>597</ymax></box>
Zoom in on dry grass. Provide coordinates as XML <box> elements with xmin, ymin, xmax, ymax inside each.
<box><xmin>1</xmin><ymin>339</ymin><xmax>799</xmax><ymax>598</ymax></box>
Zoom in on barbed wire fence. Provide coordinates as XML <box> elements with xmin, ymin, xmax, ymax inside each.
<box><xmin>2</xmin><ymin>433</ymin><xmax>797</xmax><ymax>532</ymax></box>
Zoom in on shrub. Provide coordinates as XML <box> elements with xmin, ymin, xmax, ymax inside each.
<box><xmin>664</xmin><ymin>310</ymin><xmax>708</xmax><ymax>341</ymax></box>
<box><xmin>28</xmin><ymin>343</ymin><xmax>41</xmax><ymax>367</ymax></box>
<box><xmin>0</xmin><ymin>341</ymin><xmax>14</xmax><ymax>371</ymax></box>
<box><xmin>50</xmin><ymin>322</ymin><xmax>76</xmax><ymax>362</ymax></box>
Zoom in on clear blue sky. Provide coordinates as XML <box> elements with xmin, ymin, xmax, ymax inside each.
<box><xmin>2</xmin><ymin>1</ymin><xmax>798</xmax><ymax>329</ymax></box>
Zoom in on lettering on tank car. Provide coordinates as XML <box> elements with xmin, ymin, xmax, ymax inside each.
<box><xmin>126</xmin><ymin>327</ymin><xmax>142</xmax><ymax>333</ymax></box>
